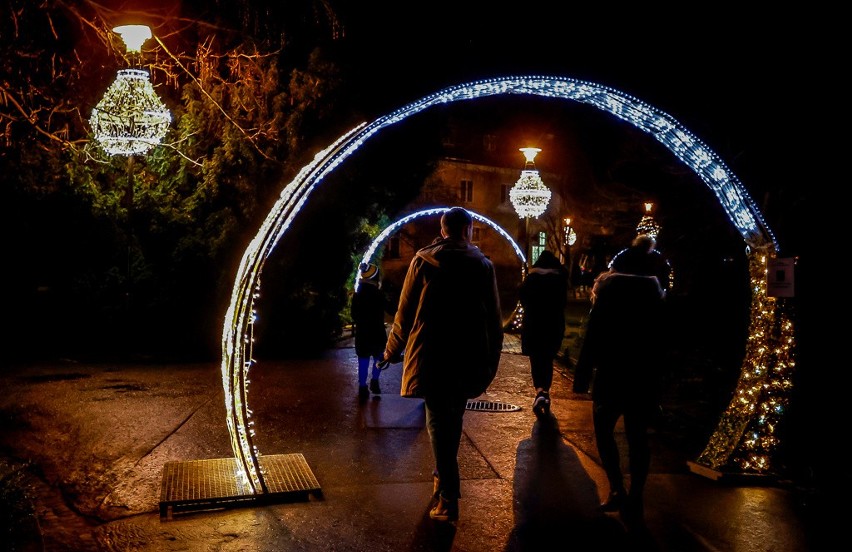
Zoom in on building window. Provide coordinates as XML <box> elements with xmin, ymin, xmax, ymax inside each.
<box><xmin>386</xmin><ymin>236</ymin><xmax>400</xmax><ymax>259</ymax></box>
<box><xmin>500</xmin><ymin>184</ymin><xmax>509</xmax><ymax>204</ymax></box>
<box><xmin>471</xmin><ymin>226</ymin><xmax>481</xmax><ymax>243</ymax></box>
<box><xmin>459</xmin><ymin>179</ymin><xmax>473</xmax><ymax>202</ymax></box>
<box><xmin>531</xmin><ymin>232</ymin><xmax>547</xmax><ymax>264</ymax></box>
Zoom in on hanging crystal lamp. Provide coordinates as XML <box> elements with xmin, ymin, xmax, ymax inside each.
<box><xmin>90</xmin><ymin>25</ymin><xmax>171</xmax><ymax>156</ymax></box>
<box><xmin>509</xmin><ymin>147</ymin><xmax>551</xmax><ymax>219</ymax></box>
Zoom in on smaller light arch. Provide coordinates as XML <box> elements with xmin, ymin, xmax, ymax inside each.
<box><xmin>354</xmin><ymin>207</ymin><xmax>526</xmax><ymax>292</ymax></box>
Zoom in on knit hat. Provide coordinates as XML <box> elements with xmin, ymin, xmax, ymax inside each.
<box><xmin>359</xmin><ymin>262</ymin><xmax>379</xmax><ymax>282</ymax></box>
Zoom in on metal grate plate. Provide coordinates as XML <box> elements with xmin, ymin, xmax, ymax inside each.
<box><xmin>159</xmin><ymin>453</ymin><xmax>321</xmax><ymax>520</ymax></box>
<box><xmin>465</xmin><ymin>399</ymin><xmax>521</xmax><ymax>412</ymax></box>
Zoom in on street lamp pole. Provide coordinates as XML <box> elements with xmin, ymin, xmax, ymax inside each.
<box><xmin>90</xmin><ymin>24</ymin><xmax>171</xmax><ymax>339</ymax></box>
<box><xmin>509</xmin><ymin>147</ymin><xmax>551</xmax><ymax>267</ymax></box>
<box><xmin>562</xmin><ymin>216</ymin><xmax>573</xmax><ymax>283</ymax></box>
<box><xmin>508</xmin><ymin>147</ymin><xmax>551</xmax><ymax>331</ymax></box>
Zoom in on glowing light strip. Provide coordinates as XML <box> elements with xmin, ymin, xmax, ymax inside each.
<box><xmin>354</xmin><ymin>207</ymin><xmax>526</xmax><ymax>292</ymax></box>
<box><xmin>695</xmin><ymin>251</ymin><xmax>795</xmax><ymax>472</ymax></box>
<box><xmin>221</xmin><ymin>75</ymin><xmax>787</xmax><ymax>492</ymax></box>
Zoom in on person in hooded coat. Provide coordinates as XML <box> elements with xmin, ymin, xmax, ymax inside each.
<box><xmin>572</xmin><ymin>233</ymin><xmax>669</xmax><ymax>528</ymax></box>
<box><xmin>351</xmin><ymin>262</ymin><xmax>394</xmax><ymax>401</ymax></box>
<box><xmin>518</xmin><ymin>250</ymin><xmax>569</xmax><ymax>417</ymax></box>
<box><xmin>383</xmin><ymin>207</ymin><xmax>503</xmax><ymax>522</ymax></box>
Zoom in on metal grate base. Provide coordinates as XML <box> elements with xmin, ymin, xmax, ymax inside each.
<box><xmin>466</xmin><ymin>399</ymin><xmax>521</xmax><ymax>412</ymax></box>
<box><xmin>159</xmin><ymin>453</ymin><xmax>321</xmax><ymax>520</ymax></box>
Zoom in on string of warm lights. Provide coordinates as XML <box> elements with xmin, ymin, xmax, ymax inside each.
<box><xmin>695</xmin><ymin>250</ymin><xmax>795</xmax><ymax>473</ymax></box>
<box><xmin>636</xmin><ymin>215</ymin><xmax>661</xmax><ymax>239</ymax></box>
<box><xmin>221</xmin><ymin>76</ymin><xmax>791</xmax><ymax>493</ymax></box>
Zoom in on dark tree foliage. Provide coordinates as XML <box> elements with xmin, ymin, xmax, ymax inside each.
<box><xmin>1</xmin><ymin>0</ymin><xmax>375</xmax><ymax>362</ymax></box>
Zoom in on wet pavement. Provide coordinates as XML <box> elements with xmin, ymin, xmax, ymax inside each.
<box><xmin>0</xmin><ymin>333</ymin><xmax>831</xmax><ymax>551</ymax></box>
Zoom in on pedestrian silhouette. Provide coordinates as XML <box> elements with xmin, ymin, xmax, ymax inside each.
<box><xmin>518</xmin><ymin>250</ymin><xmax>569</xmax><ymax>417</ymax></box>
<box><xmin>572</xmin><ymin>233</ymin><xmax>669</xmax><ymax>529</ymax></box>
<box><xmin>351</xmin><ymin>262</ymin><xmax>394</xmax><ymax>401</ymax></box>
<box><xmin>383</xmin><ymin>206</ymin><xmax>503</xmax><ymax>522</ymax></box>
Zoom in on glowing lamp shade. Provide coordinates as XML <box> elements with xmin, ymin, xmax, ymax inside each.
<box><xmin>509</xmin><ymin>147</ymin><xmax>550</xmax><ymax>219</ymax></box>
<box><xmin>90</xmin><ymin>69</ymin><xmax>171</xmax><ymax>155</ymax></box>
<box><xmin>113</xmin><ymin>24</ymin><xmax>152</xmax><ymax>53</ymax></box>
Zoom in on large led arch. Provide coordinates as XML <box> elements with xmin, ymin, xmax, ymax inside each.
<box><xmin>221</xmin><ymin>75</ymin><xmax>794</xmax><ymax>492</ymax></box>
<box><xmin>354</xmin><ymin>207</ymin><xmax>526</xmax><ymax>293</ymax></box>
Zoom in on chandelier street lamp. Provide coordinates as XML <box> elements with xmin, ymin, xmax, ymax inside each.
<box><xmin>88</xmin><ymin>24</ymin><xmax>171</xmax><ymax>318</ymax></box>
<box><xmin>636</xmin><ymin>201</ymin><xmax>661</xmax><ymax>239</ymax></box>
<box><xmin>89</xmin><ymin>25</ymin><xmax>171</xmax><ymax>156</ymax></box>
<box><xmin>509</xmin><ymin>147</ymin><xmax>551</xmax><ymax>266</ymax></box>
<box><xmin>507</xmin><ymin>147</ymin><xmax>551</xmax><ymax>332</ymax></box>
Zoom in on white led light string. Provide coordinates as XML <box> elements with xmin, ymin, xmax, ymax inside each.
<box><xmin>354</xmin><ymin>207</ymin><xmax>526</xmax><ymax>293</ymax></box>
<box><xmin>222</xmin><ymin>76</ymin><xmax>790</xmax><ymax>492</ymax></box>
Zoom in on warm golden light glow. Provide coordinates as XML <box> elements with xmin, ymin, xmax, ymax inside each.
<box><xmin>520</xmin><ymin>147</ymin><xmax>541</xmax><ymax>164</ymax></box>
<box><xmin>695</xmin><ymin>249</ymin><xmax>795</xmax><ymax>474</ymax></box>
<box><xmin>113</xmin><ymin>24</ymin><xmax>152</xmax><ymax>53</ymax></box>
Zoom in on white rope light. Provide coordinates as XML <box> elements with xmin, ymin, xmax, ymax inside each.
<box><xmin>354</xmin><ymin>206</ymin><xmax>526</xmax><ymax>292</ymax></box>
<box><xmin>220</xmin><ymin>75</ymin><xmax>788</xmax><ymax>493</ymax></box>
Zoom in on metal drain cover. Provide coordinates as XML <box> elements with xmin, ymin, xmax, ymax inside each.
<box><xmin>159</xmin><ymin>453</ymin><xmax>321</xmax><ymax>520</ymax></box>
<box><xmin>466</xmin><ymin>399</ymin><xmax>521</xmax><ymax>412</ymax></box>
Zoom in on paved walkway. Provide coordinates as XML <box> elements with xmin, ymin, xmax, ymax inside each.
<box><xmin>0</xmin><ymin>340</ymin><xmax>829</xmax><ymax>551</ymax></box>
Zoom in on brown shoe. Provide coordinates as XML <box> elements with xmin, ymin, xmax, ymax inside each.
<box><xmin>429</xmin><ymin>493</ymin><xmax>458</xmax><ymax>522</ymax></box>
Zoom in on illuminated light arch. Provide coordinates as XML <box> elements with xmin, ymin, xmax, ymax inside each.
<box><xmin>354</xmin><ymin>206</ymin><xmax>526</xmax><ymax>293</ymax></box>
<box><xmin>221</xmin><ymin>75</ymin><xmax>794</xmax><ymax>493</ymax></box>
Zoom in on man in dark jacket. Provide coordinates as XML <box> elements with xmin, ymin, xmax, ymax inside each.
<box><xmin>383</xmin><ymin>207</ymin><xmax>503</xmax><ymax>522</ymax></box>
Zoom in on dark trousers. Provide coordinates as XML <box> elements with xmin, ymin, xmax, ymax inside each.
<box><xmin>592</xmin><ymin>400</ymin><xmax>652</xmax><ymax>497</ymax></box>
<box><xmin>529</xmin><ymin>354</ymin><xmax>554</xmax><ymax>391</ymax></box>
<box><xmin>424</xmin><ymin>394</ymin><xmax>468</xmax><ymax>500</ymax></box>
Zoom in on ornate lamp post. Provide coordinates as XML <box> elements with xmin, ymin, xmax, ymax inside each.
<box><xmin>88</xmin><ymin>24</ymin><xmax>171</xmax><ymax>316</ymax></box>
<box><xmin>508</xmin><ymin>147</ymin><xmax>551</xmax><ymax>331</ymax></box>
<box><xmin>90</xmin><ymin>25</ymin><xmax>171</xmax><ymax>156</ymax></box>
<box><xmin>509</xmin><ymin>147</ymin><xmax>551</xmax><ymax>266</ymax></box>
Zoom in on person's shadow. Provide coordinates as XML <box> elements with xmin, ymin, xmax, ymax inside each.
<box><xmin>506</xmin><ymin>414</ymin><xmax>636</xmax><ymax>551</ymax></box>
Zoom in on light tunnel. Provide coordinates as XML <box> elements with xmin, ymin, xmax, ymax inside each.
<box><xmin>220</xmin><ymin>75</ymin><xmax>794</xmax><ymax>493</ymax></box>
<box><xmin>353</xmin><ymin>207</ymin><xmax>526</xmax><ymax>293</ymax></box>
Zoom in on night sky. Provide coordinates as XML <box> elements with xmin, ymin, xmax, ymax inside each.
<box><xmin>331</xmin><ymin>2</ymin><xmax>823</xmax><ymax>258</ymax></box>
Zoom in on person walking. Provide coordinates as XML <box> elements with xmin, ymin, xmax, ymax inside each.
<box><xmin>383</xmin><ymin>207</ymin><xmax>503</xmax><ymax>523</ymax></box>
<box><xmin>518</xmin><ymin>250</ymin><xmax>569</xmax><ymax>417</ymax></box>
<box><xmin>572</xmin><ymin>234</ymin><xmax>669</xmax><ymax>528</ymax></box>
<box><xmin>609</xmin><ymin>234</ymin><xmax>671</xmax><ymax>295</ymax></box>
<box><xmin>351</xmin><ymin>262</ymin><xmax>393</xmax><ymax>401</ymax></box>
